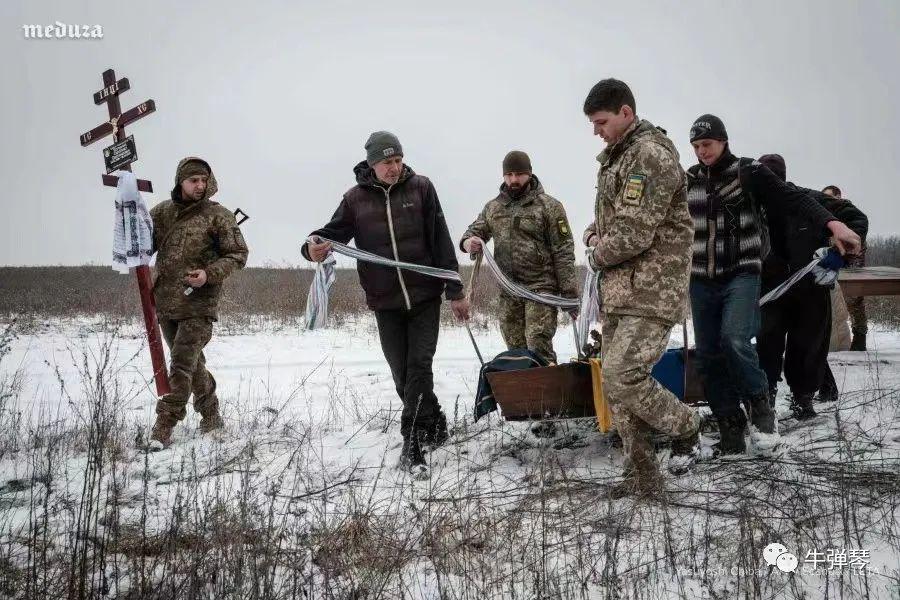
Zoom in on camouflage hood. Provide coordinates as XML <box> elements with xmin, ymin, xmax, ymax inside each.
<box><xmin>171</xmin><ymin>157</ymin><xmax>219</xmax><ymax>203</ymax></box>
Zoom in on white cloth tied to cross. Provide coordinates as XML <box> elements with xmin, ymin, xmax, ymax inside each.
<box><xmin>111</xmin><ymin>171</ymin><xmax>153</xmax><ymax>273</ymax></box>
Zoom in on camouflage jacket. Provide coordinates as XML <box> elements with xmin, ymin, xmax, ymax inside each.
<box><xmin>461</xmin><ymin>176</ymin><xmax>578</xmax><ymax>298</ymax></box>
<box><xmin>150</xmin><ymin>158</ymin><xmax>249</xmax><ymax>320</ymax></box>
<box><xmin>582</xmin><ymin>120</ymin><xmax>693</xmax><ymax>324</ymax></box>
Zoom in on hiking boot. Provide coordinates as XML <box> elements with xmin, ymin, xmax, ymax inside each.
<box><xmin>713</xmin><ymin>413</ymin><xmax>747</xmax><ymax>456</ymax></box>
<box><xmin>399</xmin><ymin>433</ymin><xmax>427</xmax><ymax>478</ymax></box>
<box><xmin>790</xmin><ymin>393</ymin><xmax>817</xmax><ymax>420</ymax></box>
<box><xmin>422</xmin><ymin>413</ymin><xmax>449</xmax><ymax>447</ymax></box>
<box><xmin>747</xmin><ymin>392</ymin><xmax>777</xmax><ymax>434</ymax></box>
<box><xmin>199</xmin><ymin>412</ymin><xmax>225</xmax><ymax>434</ymax></box>
<box><xmin>849</xmin><ymin>333</ymin><xmax>866</xmax><ymax>352</ymax></box>
<box><xmin>148</xmin><ymin>418</ymin><xmax>174</xmax><ymax>451</ymax></box>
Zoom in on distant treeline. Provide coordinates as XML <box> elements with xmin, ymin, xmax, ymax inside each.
<box><xmin>2</xmin><ymin>236</ymin><xmax>898</xmax><ymax>329</ymax></box>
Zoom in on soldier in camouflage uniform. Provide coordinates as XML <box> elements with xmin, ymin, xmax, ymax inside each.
<box><xmin>460</xmin><ymin>151</ymin><xmax>579</xmax><ymax>364</ymax></box>
<box><xmin>581</xmin><ymin>79</ymin><xmax>700</xmax><ymax>497</ymax></box>
<box><xmin>148</xmin><ymin>157</ymin><xmax>249</xmax><ymax>449</ymax></box>
<box><xmin>823</xmin><ymin>185</ymin><xmax>868</xmax><ymax>351</ymax></box>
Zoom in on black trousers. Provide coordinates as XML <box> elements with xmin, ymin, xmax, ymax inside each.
<box><xmin>374</xmin><ymin>297</ymin><xmax>444</xmax><ymax>439</ymax></box>
<box><xmin>757</xmin><ymin>284</ymin><xmax>832</xmax><ymax>396</ymax></box>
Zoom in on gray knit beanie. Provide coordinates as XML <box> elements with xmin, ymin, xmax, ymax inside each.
<box><xmin>365</xmin><ymin>131</ymin><xmax>403</xmax><ymax>166</ymax></box>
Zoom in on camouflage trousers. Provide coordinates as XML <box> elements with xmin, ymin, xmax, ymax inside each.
<box><xmin>847</xmin><ymin>244</ymin><xmax>868</xmax><ymax>336</ymax></box>
<box><xmin>601</xmin><ymin>313</ymin><xmax>698</xmax><ymax>482</ymax></box>
<box><xmin>498</xmin><ymin>294</ymin><xmax>558</xmax><ymax>364</ymax></box>
<box><xmin>156</xmin><ymin>317</ymin><xmax>219</xmax><ymax>425</ymax></box>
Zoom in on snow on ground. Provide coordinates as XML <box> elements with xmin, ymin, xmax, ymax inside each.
<box><xmin>0</xmin><ymin>316</ymin><xmax>898</xmax><ymax>598</ymax></box>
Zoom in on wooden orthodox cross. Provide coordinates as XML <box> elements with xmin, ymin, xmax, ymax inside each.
<box><xmin>79</xmin><ymin>68</ymin><xmax>169</xmax><ymax>396</ymax></box>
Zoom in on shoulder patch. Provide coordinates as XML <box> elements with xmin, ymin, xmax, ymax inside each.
<box><xmin>557</xmin><ymin>218</ymin><xmax>570</xmax><ymax>237</ymax></box>
<box><xmin>624</xmin><ymin>173</ymin><xmax>646</xmax><ymax>205</ymax></box>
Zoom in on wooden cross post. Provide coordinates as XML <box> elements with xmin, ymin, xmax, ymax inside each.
<box><xmin>79</xmin><ymin>68</ymin><xmax>170</xmax><ymax>397</ymax></box>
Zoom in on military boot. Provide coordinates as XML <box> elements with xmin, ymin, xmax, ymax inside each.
<box><xmin>199</xmin><ymin>412</ymin><xmax>225</xmax><ymax>434</ymax></box>
<box><xmin>607</xmin><ymin>468</ymin><xmax>664</xmax><ymax>500</ymax></box>
<box><xmin>148</xmin><ymin>417</ymin><xmax>174</xmax><ymax>451</ymax></box>
<box><xmin>713</xmin><ymin>413</ymin><xmax>747</xmax><ymax>456</ymax></box>
<box><xmin>790</xmin><ymin>393</ymin><xmax>817</xmax><ymax>420</ymax></box>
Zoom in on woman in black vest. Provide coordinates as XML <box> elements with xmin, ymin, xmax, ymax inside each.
<box><xmin>685</xmin><ymin>115</ymin><xmax>860</xmax><ymax>456</ymax></box>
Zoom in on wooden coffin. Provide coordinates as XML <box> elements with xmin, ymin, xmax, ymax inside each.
<box><xmin>487</xmin><ymin>350</ymin><xmax>708</xmax><ymax>422</ymax></box>
<box><xmin>486</xmin><ymin>362</ymin><xmax>595</xmax><ymax>420</ymax></box>
<box><xmin>839</xmin><ymin>267</ymin><xmax>900</xmax><ymax>297</ymax></box>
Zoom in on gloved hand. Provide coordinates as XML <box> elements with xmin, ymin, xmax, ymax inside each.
<box><xmin>811</xmin><ymin>246</ymin><xmax>843</xmax><ymax>287</ymax></box>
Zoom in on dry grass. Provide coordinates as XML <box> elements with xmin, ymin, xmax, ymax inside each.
<box><xmin>0</xmin><ymin>320</ymin><xmax>898</xmax><ymax>599</ymax></box>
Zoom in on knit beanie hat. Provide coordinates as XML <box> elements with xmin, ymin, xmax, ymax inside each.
<box><xmin>502</xmin><ymin>150</ymin><xmax>532</xmax><ymax>174</ymax></box>
<box><xmin>689</xmin><ymin>114</ymin><xmax>728</xmax><ymax>143</ymax></box>
<box><xmin>365</xmin><ymin>131</ymin><xmax>403</xmax><ymax>166</ymax></box>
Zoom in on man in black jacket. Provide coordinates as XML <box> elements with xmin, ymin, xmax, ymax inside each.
<box><xmin>302</xmin><ymin>131</ymin><xmax>470</xmax><ymax>474</ymax></box>
<box><xmin>756</xmin><ymin>154</ymin><xmax>868</xmax><ymax>418</ymax></box>
<box><xmin>686</xmin><ymin>115</ymin><xmax>861</xmax><ymax>456</ymax></box>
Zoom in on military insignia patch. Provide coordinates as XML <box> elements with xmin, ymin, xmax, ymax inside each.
<box><xmin>233</xmin><ymin>227</ymin><xmax>246</xmax><ymax>247</ymax></box>
<box><xmin>624</xmin><ymin>173</ymin><xmax>646</xmax><ymax>205</ymax></box>
<box><xmin>558</xmin><ymin>219</ymin><xmax>570</xmax><ymax>237</ymax></box>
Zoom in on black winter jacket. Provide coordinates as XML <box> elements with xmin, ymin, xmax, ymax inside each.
<box><xmin>302</xmin><ymin>162</ymin><xmax>464</xmax><ymax>311</ymax></box>
<box><xmin>762</xmin><ymin>184</ymin><xmax>868</xmax><ymax>293</ymax></box>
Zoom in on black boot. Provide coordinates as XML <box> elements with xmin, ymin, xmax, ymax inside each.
<box><xmin>399</xmin><ymin>433</ymin><xmax>427</xmax><ymax>477</ymax></box>
<box><xmin>849</xmin><ymin>333</ymin><xmax>867</xmax><ymax>352</ymax></box>
<box><xmin>790</xmin><ymin>393</ymin><xmax>817</xmax><ymax>420</ymax></box>
<box><xmin>747</xmin><ymin>391</ymin><xmax>776</xmax><ymax>434</ymax></box>
<box><xmin>817</xmin><ymin>365</ymin><xmax>839</xmax><ymax>403</ymax></box>
<box><xmin>422</xmin><ymin>412</ymin><xmax>449</xmax><ymax>447</ymax></box>
<box><xmin>713</xmin><ymin>413</ymin><xmax>747</xmax><ymax>456</ymax></box>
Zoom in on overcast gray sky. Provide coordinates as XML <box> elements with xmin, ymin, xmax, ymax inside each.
<box><xmin>2</xmin><ymin>0</ymin><xmax>898</xmax><ymax>267</ymax></box>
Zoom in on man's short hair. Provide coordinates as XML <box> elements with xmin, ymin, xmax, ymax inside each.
<box><xmin>583</xmin><ymin>79</ymin><xmax>636</xmax><ymax>116</ymax></box>
<box><xmin>822</xmin><ymin>185</ymin><xmax>842</xmax><ymax>197</ymax></box>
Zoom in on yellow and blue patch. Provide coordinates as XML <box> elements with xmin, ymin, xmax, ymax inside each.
<box><xmin>623</xmin><ymin>173</ymin><xmax>646</xmax><ymax>205</ymax></box>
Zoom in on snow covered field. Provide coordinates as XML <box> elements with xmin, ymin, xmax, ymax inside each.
<box><xmin>0</xmin><ymin>316</ymin><xmax>898</xmax><ymax>599</ymax></box>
